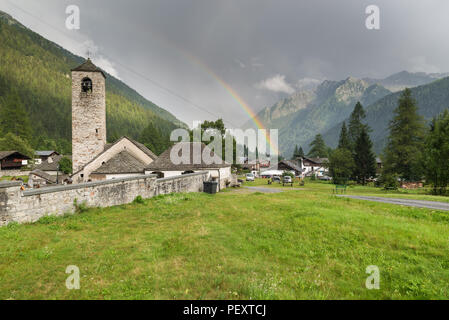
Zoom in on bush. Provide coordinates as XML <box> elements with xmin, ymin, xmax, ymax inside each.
<box><xmin>58</xmin><ymin>157</ymin><xmax>73</xmax><ymax>174</ymax></box>
<box><xmin>133</xmin><ymin>195</ymin><xmax>145</xmax><ymax>204</ymax></box>
<box><xmin>73</xmin><ymin>198</ymin><xmax>89</xmax><ymax>213</ymax></box>
<box><xmin>379</xmin><ymin>173</ymin><xmax>400</xmax><ymax>190</ymax></box>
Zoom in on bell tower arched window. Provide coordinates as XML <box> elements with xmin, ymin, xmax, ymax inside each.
<box><xmin>81</xmin><ymin>77</ymin><xmax>92</xmax><ymax>93</ymax></box>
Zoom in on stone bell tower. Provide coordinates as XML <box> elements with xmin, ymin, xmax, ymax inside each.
<box><xmin>71</xmin><ymin>59</ymin><xmax>107</xmax><ymax>173</ymax></box>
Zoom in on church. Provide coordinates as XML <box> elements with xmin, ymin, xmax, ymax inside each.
<box><xmin>68</xmin><ymin>58</ymin><xmax>232</xmax><ymax>188</ymax></box>
<box><xmin>70</xmin><ymin>59</ymin><xmax>157</xmax><ymax>183</ymax></box>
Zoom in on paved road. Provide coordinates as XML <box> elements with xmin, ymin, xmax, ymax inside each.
<box><xmin>338</xmin><ymin>195</ymin><xmax>449</xmax><ymax>211</ymax></box>
<box><xmin>243</xmin><ymin>186</ymin><xmax>302</xmax><ymax>194</ymax></box>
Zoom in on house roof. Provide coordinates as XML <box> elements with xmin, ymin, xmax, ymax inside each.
<box><xmin>35</xmin><ymin>150</ymin><xmax>59</xmax><ymax>157</ymax></box>
<box><xmin>103</xmin><ymin>137</ymin><xmax>157</xmax><ymax>161</ymax></box>
<box><xmin>30</xmin><ymin>169</ymin><xmax>57</xmax><ymax>184</ymax></box>
<box><xmin>0</xmin><ymin>151</ymin><xmax>30</xmax><ymax>160</ymax></box>
<box><xmin>279</xmin><ymin>160</ymin><xmax>302</xmax><ymax>172</ymax></box>
<box><xmin>71</xmin><ymin>59</ymin><xmax>106</xmax><ymax>78</ymax></box>
<box><xmin>92</xmin><ymin>151</ymin><xmax>147</xmax><ymax>174</ymax></box>
<box><xmin>146</xmin><ymin>142</ymin><xmax>231</xmax><ymax>171</ymax></box>
<box><xmin>35</xmin><ymin>155</ymin><xmax>67</xmax><ymax>171</ymax></box>
<box><xmin>30</xmin><ymin>169</ymin><xmax>69</xmax><ymax>184</ymax></box>
<box><xmin>71</xmin><ymin>136</ymin><xmax>157</xmax><ymax>177</ymax></box>
<box><xmin>302</xmin><ymin>157</ymin><xmax>328</xmax><ymax>165</ymax></box>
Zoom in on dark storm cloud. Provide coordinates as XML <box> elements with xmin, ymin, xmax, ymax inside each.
<box><xmin>1</xmin><ymin>0</ymin><xmax>449</xmax><ymax>126</ymax></box>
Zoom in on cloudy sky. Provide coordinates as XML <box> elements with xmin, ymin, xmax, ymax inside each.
<box><xmin>1</xmin><ymin>0</ymin><xmax>449</xmax><ymax>127</ymax></box>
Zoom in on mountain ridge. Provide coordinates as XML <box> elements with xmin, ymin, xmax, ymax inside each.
<box><xmin>245</xmin><ymin>70</ymin><xmax>449</xmax><ymax>157</ymax></box>
<box><xmin>322</xmin><ymin>76</ymin><xmax>449</xmax><ymax>154</ymax></box>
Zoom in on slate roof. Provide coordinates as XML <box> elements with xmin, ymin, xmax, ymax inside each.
<box><xmin>92</xmin><ymin>151</ymin><xmax>147</xmax><ymax>174</ymax></box>
<box><xmin>35</xmin><ymin>155</ymin><xmax>67</xmax><ymax>171</ymax></box>
<box><xmin>35</xmin><ymin>151</ymin><xmax>59</xmax><ymax>157</ymax></box>
<box><xmin>0</xmin><ymin>151</ymin><xmax>30</xmax><ymax>160</ymax></box>
<box><xmin>30</xmin><ymin>169</ymin><xmax>57</xmax><ymax>184</ymax></box>
<box><xmin>146</xmin><ymin>142</ymin><xmax>231</xmax><ymax>171</ymax></box>
<box><xmin>302</xmin><ymin>157</ymin><xmax>329</xmax><ymax>165</ymax></box>
<box><xmin>279</xmin><ymin>160</ymin><xmax>302</xmax><ymax>172</ymax></box>
<box><xmin>72</xmin><ymin>136</ymin><xmax>157</xmax><ymax>177</ymax></box>
<box><xmin>71</xmin><ymin>59</ymin><xmax>106</xmax><ymax>78</ymax></box>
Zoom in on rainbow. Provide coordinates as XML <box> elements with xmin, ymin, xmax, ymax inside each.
<box><xmin>143</xmin><ymin>30</ymin><xmax>279</xmax><ymax>156</ymax></box>
<box><xmin>178</xmin><ymin>51</ymin><xmax>279</xmax><ymax>156</ymax></box>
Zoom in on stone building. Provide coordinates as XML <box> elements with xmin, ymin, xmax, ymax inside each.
<box><xmin>145</xmin><ymin>142</ymin><xmax>232</xmax><ymax>190</ymax></box>
<box><xmin>70</xmin><ymin>59</ymin><xmax>156</xmax><ymax>183</ymax></box>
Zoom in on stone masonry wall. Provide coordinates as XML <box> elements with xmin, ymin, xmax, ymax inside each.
<box><xmin>72</xmin><ymin>71</ymin><xmax>107</xmax><ymax>173</ymax></box>
<box><xmin>0</xmin><ymin>172</ymin><xmax>208</xmax><ymax>227</ymax></box>
<box><xmin>0</xmin><ymin>170</ymin><xmax>31</xmax><ymax>178</ymax></box>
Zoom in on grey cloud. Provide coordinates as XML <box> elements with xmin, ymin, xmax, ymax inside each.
<box><xmin>1</xmin><ymin>0</ymin><xmax>449</xmax><ymax>127</ymax></box>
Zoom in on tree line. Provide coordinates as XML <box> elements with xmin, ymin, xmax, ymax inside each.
<box><xmin>292</xmin><ymin>89</ymin><xmax>449</xmax><ymax>195</ymax></box>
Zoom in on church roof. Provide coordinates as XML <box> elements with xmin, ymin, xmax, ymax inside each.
<box><xmin>71</xmin><ymin>59</ymin><xmax>106</xmax><ymax>78</ymax></box>
<box><xmin>71</xmin><ymin>136</ymin><xmax>157</xmax><ymax>177</ymax></box>
<box><xmin>146</xmin><ymin>142</ymin><xmax>231</xmax><ymax>171</ymax></box>
<box><xmin>92</xmin><ymin>151</ymin><xmax>147</xmax><ymax>174</ymax></box>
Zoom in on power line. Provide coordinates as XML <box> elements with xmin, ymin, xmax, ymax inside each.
<box><xmin>3</xmin><ymin>0</ymin><xmax>241</xmax><ymax>128</ymax></box>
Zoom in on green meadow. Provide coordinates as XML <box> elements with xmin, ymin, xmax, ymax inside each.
<box><xmin>1</xmin><ymin>180</ymin><xmax>448</xmax><ymax>300</ymax></box>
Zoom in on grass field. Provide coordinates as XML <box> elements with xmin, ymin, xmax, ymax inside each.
<box><xmin>1</xmin><ymin>180</ymin><xmax>449</xmax><ymax>299</ymax></box>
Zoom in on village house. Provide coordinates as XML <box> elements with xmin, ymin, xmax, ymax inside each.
<box><xmin>278</xmin><ymin>160</ymin><xmax>303</xmax><ymax>176</ymax></box>
<box><xmin>300</xmin><ymin>156</ymin><xmax>329</xmax><ymax>178</ymax></box>
<box><xmin>28</xmin><ymin>154</ymin><xmax>72</xmax><ymax>187</ymax></box>
<box><xmin>33</xmin><ymin>154</ymin><xmax>69</xmax><ymax>176</ymax></box>
<box><xmin>145</xmin><ymin>142</ymin><xmax>232</xmax><ymax>190</ymax></box>
<box><xmin>0</xmin><ymin>151</ymin><xmax>31</xmax><ymax>177</ymax></box>
<box><xmin>34</xmin><ymin>151</ymin><xmax>60</xmax><ymax>164</ymax></box>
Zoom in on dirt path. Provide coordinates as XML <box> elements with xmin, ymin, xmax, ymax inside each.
<box><xmin>338</xmin><ymin>195</ymin><xmax>449</xmax><ymax>211</ymax></box>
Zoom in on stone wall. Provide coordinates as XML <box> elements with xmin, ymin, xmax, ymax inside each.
<box><xmin>0</xmin><ymin>170</ymin><xmax>31</xmax><ymax>178</ymax></box>
<box><xmin>0</xmin><ymin>172</ymin><xmax>209</xmax><ymax>227</ymax></box>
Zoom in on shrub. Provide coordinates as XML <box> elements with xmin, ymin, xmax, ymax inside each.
<box><xmin>73</xmin><ymin>198</ymin><xmax>89</xmax><ymax>213</ymax></box>
<box><xmin>133</xmin><ymin>195</ymin><xmax>145</xmax><ymax>204</ymax></box>
<box><xmin>379</xmin><ymin>173</ymin><xmax>400</xmax><ymax>190</ymax></box>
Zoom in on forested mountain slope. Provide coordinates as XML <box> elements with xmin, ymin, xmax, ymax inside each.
<box><xmin>0</xmin><ymin>11</ymin><xmax>185</xmax><ymax>154</ymax></box>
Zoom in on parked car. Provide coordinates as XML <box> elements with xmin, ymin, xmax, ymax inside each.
<box><xmin>283</xmin><ymin>175</ymin><xmax>293</xmax><ymax>186</ymax></box>
<box><xmin>272</xmin><ymin>175</ymin><xmax>281</xmax><ymax>183</ymax></box>
<box><xmin>246</xmin><ymin>173</ymin><xmax>255</xmax><ymax>181</ymax></box>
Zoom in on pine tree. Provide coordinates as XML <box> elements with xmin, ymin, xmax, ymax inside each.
<box><xmin>348</xmin><ymin>102</ymin><xmax>367</xmax><ymax>148</ymax></box>
<box><xmin>308</xmin><ymin>134</ymin><xmax>328</xmax><ymax>158</ymax></box>
<box><xmin>292</xmin><ymin>145</ymin><xmax>299</xmax><ymax>159</ymax></box>
<box><xmin>298</xmin><ymin>146</ymin><xmax>305</xmax><ymax>158</ymax></box>
<box><xmin>424</xmin><ymin>110</ymin><xmax>449</xmax><ymax>195</ymax></box>
<box><xmin>329</xmin><ymin>148</ymin><xmax>355</xmax><ymax>185</ymax></box>
<box><xmin>383</xmin><ymin>88</ymin><xmax>425</xmax><ymax>181</ymax></box>
<box><xmin>0</xmin><ymin>91</ymin><xmax>32</xmax><ymax>142</ymax></box>
<box><xmin>353</xmin><ymin>127</ymin><xmax>377</xmax><ymax>185</ymax></box>
<box><xmin>139</xmin><ymin>122</ymin><xmax>170</xmax><ymax>155</ymax></box>
<box><xmin>338</xmin><ymin>122</ymin><xmax>351</xmax><ymax>151</ymax></box>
